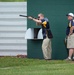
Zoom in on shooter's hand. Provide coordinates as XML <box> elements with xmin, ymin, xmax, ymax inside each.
<box><xmin>28</xmin><ymin>16</ymin><xmax>33</xmax><ymax>20</ymax></box>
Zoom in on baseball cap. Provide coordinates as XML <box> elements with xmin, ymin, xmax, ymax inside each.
<box><xmin>66</xmin><ymin>13</ymin><xmax>74</xmax><ymax>17</ymax></box>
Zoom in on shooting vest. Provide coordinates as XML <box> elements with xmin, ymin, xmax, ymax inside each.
<box><xmin>66</xmin><ymin>19</ymin><xmax>74</xmax><ymax>35</ymax></box>
<box><xmin>41</xmin><ymin>18</ymin><xmax>53</xmax><ymax>39</ymax></box>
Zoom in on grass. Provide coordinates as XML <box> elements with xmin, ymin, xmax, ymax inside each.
<box><xmin>0</xmin><ymin>57</ymin><xmax>74</xmax><ymax>75</ymax></box>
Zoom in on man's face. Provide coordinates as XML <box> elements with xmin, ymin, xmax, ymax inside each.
<box><xmin>67</xmin><ymin>16</ymin><xmax>73</xmax><ymax>20</ymax></box>
<box><xmin>38</xmin><ymin>14</ymin><xmax>44</xmax><ymax>20</ymax></box>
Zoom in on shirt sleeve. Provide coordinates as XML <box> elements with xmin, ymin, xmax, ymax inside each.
<box><xmin>71</xmin><ymin>20</ymin><xmax>74</xmax><ymax>26</ymax></box>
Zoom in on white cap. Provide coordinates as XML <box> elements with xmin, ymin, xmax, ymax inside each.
<box><xmin>66</xmin><ymin>13</ymin><xmax>74</xmax><ymax>17</ymax></box>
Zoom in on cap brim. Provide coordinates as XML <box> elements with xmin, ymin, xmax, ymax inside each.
<box><xmin>66</xmin><ymin>14</ymin><xmax>73</xmax><ymax>17</ymax></box>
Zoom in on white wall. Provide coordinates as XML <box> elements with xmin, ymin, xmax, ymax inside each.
<box><xmin>0</xmin><ymin>2</ymin><xmax>27</xmax><ymax>56</ymax></box>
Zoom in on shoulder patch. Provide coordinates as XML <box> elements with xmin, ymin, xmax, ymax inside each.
<box><xmin>42</xmin><ymin>21</ymin><xmax>47</xmax><ymax>28</ymax></box>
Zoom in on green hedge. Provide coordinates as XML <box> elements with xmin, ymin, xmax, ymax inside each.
<box><xmin>0</xmin><ymin>0</ymin><xmax>27</xmax><ymax>2</ymax></box>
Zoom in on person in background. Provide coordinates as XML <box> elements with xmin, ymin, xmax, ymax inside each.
<box><xmin>66</xmin><ymin>13</ymin><xmax>74</xmax><ymax>61</ymax></box>
<box><xmin>28</xmin><ymin>13</ymin><xmax>53</xmax><ymax>60</ymax></box>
